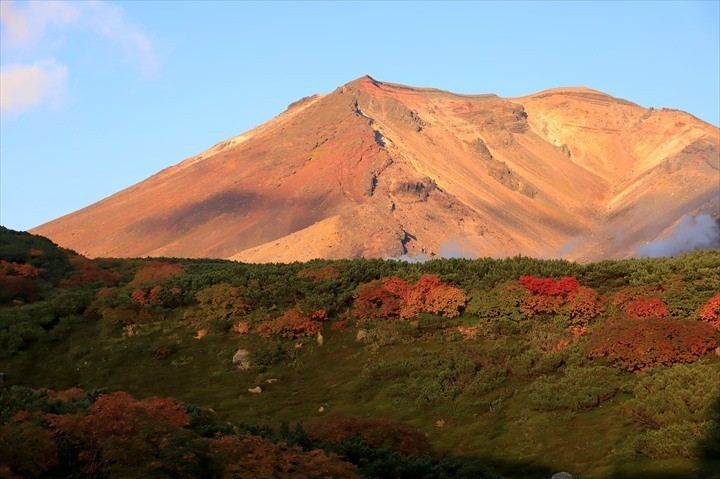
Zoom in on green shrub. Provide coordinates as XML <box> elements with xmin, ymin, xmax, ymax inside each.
<box><xmin>528</xmin><ymin>365</ymin><xmax>627</xmax><ymax>411</ymax></box>
<box><xmin>626</xmin><ymin>362</ymin><xmax>720</xmax><ymax>458</ymax></box>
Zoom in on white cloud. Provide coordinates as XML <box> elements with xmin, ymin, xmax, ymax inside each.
<box><xmin>0</xmin><ymin>0</ymin><xmax>158</xmax><ymax>114</ymax></box>
<box><xmin>0</xmin><ymin>60</ymin><xmax>68</xmax><ymax>114</ymax></box>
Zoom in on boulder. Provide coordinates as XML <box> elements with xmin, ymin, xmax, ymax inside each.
<box><xmin>550</xmin><ymin>473</ymin><xmax>574</xmax><ymax>479</ymax></box>
<box><xmin>356</xmin><ymin>329</ymin><xmax>367</xmax><ymax>341</ymax></box>
<box><xmin>232</xmin><ymin>349</ymin><xmax>251</xmax><ymax>370</ymax></box>
<box><xmin>248</xmin><ymin>386</ymin><xmax>262</xmax><ymax>394</ymax></box>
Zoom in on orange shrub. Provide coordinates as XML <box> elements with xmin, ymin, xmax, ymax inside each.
<box><xmin>209</xmin><ymin>434</ymin><xmax>358</xmax><ymax>479</ymax></box>
<box><xmin>256</xmin><ymin>307</ymin><xmax>327</xmax><ymax>338</ymax></box>
<box><xmin>699</xmin><ymin>293</ymin><xmax>720</xmax><ymax>330</ymax></box>
<box><xmin>354</xmin><ymin>275</ymin><xmax>466</xmax><ymax>320</ymax></box>
<box><xmin>129</xmin><ymin>261</ymin><xmax>184</xmax><ymax>286</ymax></box>
<box><xmin>305</xmin><ymin>416</ymin><xmax>435</xmax><ymax>458</ymax></box>
<box><xmin>0</xmin><ymin>260</ymin><xmax>39</xmax><ymax>279</ymax></box>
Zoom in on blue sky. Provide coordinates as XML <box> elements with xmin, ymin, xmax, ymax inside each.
<box><xmin>1</xmin><ymin>0</ymin><xmax>718</xmax><ymax>231</ymax></box>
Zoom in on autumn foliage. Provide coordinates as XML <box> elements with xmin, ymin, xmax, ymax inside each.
<box><xmin>209</xmin><ymin>434</ymin><xmax>358</xmax><ymax>479</ymax></box>
<box><xmin>195</xmin><ymin>283</ymin><xmax>249</xmax><ymax>319</ymax></box>
<box><xmin>0</xmin><ymin>260</ymin><xmax>39</xmax><ymax>279</ymax></box>
<box><xmin>699</xmin><ymin>293</ymin><xmax>720</xmax><ymax>330</ymax></box>
<box><xmin>518</xmin><ymin>276</ymin><xmax>603</xmax><ymax>325</ymax></box>
<box><xmin>518</xmin><ymin>276</ymin><xmax>580</xmax><ymax>296</ymax></box>
<box><xmin>625</xmin><ymin>297</ymin><xmax>669</xmax><ymax>319</ymax></box>
<box><xmin>354</xmin><ymin>275</ymin><xmax>466</xmax><ymax>320</ymax></box>
<box><xmin>10</xmin><ymin>392</ymin><xmax>198</xmax><ymax>479</ymax></box>
<box><xmin>257</xmin><ymin>307</ymin><xmax>328</xmax><ymax>338</ymax></box>
<box><xmin>586</xmin><ymin>317</ymin><xmax>718</xmax><ymax>372</ymax></box>
<box><xmin>129</xmin><ymin>261</ymin><xmax>184</xmax><ymax>286</ymax></box>
<box><xmin>60</xmin><ymin>253</ymin><xmax>121</xmax><ymax>287</ymax></box>
<box><xmin>305</xmin><ymin>416</ymin><xmax>435</xmax><ymax>458</ymax></box>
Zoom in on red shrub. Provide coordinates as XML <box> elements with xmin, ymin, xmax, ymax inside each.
<box><xmin>305</xmin><ymin>416</ymin><xmax>435</xmax><ymax>457</ymax></box>
<box><xmin>610</xmin><ymin>286</ymin><xmax>662</xmax><ymax>310</ymax></box>
<box><xmin>257</xmin><ymin>307</ymin><xmax>326</xmax><ymax>338</ymax></box>
<box><xmin>0</xmin><ymin>417</ymin><xmax>58</xmax><ymax>477</ymax></box>
<box><xmin>354</xmin><ymin>275</ymin><xmax>466</xmax><ymax>320</ymax></box>
<box><xmin>586</xmin><ymin>316</ymin><xmax>718</xmax><ymax>372</ymax></box>
<box><xmin>699</xmin><ymin>293</ymin><xmax>720</xmax><ymax>330</ymax></box>
<box><xmin>46</xmin><ymin>392</ymin><xmax>192</xmax><ymax>478</ymax></box>
<box><xmin>518</xmin><ymin>276</ymin><xmax>580</xmax><ymax>297</ymax></box>
<box><xmin>354</xmin><ymin>278</ymin><xmax>408</xmax><ymax>320</ymax></box>
<box><xmin>209</xmin><ymin>434</ymin><xmax>358</xmax><ymax>479</ymax></box>
<box><xmin>131</xmin><ymin>288</ymin><xmax>149</xmax><ymax>306</ymax></box>
<box><xmin>60</xmin><ymin>253</ymin><xmax>121</xmax><ymax>287</ymax></box>
<box><xmin>565</xmin><ymin>286</ymin><xmax>605</xmax><ymax>325</ymax></box>
<box><xmin>521</xmin><ymin>294</ymin><xmax>564</xmax><ymax>316</ymax></box>
<box><xmin>0</xmin><ymin>260</ymin><xmax>39</xmax><ymax>279</ymax></box>
<box><xmin>625</xmin><ymin>297</ymin><xmax>669</xmax><ymax>319</ymax></box>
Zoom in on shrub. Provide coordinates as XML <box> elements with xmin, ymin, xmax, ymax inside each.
<box><xmin>586</xmin><ymin>316</ymin><xmax>718</xmax><ymax>372</ymax></box>
<box><xmin>466</xmin><ymin>282</ymin><xmax>526</xmax><ymax>322</ymax></box>
<box><xmin>518</xmin><ymin>276</ymin><xmax>580</xmax><ymax>296</ymax></box>
<box><xmin>626</xmin><ymin>363</ymin><xmax>720</xmax><ymax>458</ymax></box>
<box><xmin>0</xmin><ymin>418</ymin><xmax>58</xmax><ymax>477</ymax></box>
<box><xmin>610</xmin><ymin>286</ymin><xmax>662</xmax><ymax>310</ymax></box>
<box><xmin>564</xmin><ymin>286</ymin><xmax>605</xmax><ymax>325</ymax></box>
<box><xmin>528</xmin><ymin>366</ymin><xmax>626</xmax><ymax>411</ymax></box>
<box><xmin>129</xmin><ymin>261</ymin><xmax>184</xmax><ymax>286</ymax></box>
<box><xmin>305</xmin><ymin>416</ymin><xmax>435</xmax><ymax>457</ymax></box>
<box><xmin>256</xmin><ymin>307</ymin><xmax>327</xmax><ymax>338</ymax></box>
<box><xmin>209</xmin><ymin>434</ymin><xmax>358</xmax><ymax>479</ymax></box>
<box><xmin>59</xmin><ymin>253</ymin><xmax>121</xmax><ymax>287</ymax></box>
<box><xmin>699</xmin><ymin>293</ymin><xmax>720</xmax><ymax>330</ymax></box>
<box><xmin>354</xmin><ymin>275</ymin><xmax>466</xmax><ymax>320</ymax></box>
<box><xmin>195</xmin><ymin>283</ymin><xmax>248</xmax><ymax>319</ymax></box>
<box><xmin>625</xmin><ymin>297</ymin><xmax>669</xmax><ymax>319</ymax></box>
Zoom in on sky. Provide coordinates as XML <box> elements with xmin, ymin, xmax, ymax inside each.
<box><xmin>1</xmin><ymin>0</ymin><xmax>719</xmax><ymax>231</ymax></box>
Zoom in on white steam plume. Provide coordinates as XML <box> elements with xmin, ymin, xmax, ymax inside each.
<box><xmin>636</xmin><ymin>215</ymin><xmax>720</xmax><ymax>258</ymax></box>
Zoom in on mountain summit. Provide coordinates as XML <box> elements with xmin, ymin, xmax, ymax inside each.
<box><xmin>32</xmin><ymin>76</ymin><xmax>719</xmax><ymax>262</ymax></box>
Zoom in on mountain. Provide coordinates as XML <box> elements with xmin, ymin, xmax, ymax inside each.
<box><xmin>31</xmin><ymin>76</ymin><xmax>720</xmax><ymax>262</ymax></box>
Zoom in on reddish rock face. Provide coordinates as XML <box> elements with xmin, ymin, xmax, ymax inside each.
<box><xmin>32</xmin><ymin>76</ymin><xmax>719</xmax><ymax>262</ymax></box>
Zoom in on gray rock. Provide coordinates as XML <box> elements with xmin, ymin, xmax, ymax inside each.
<box><xmin>232</xmin><ymin>349</ymin><xmax>251</xmax><ymax>370</ymax></box>
<box><xmin>550</xmin><ymin>473</ymin><xmax>574</xmax><ymax>479</ymax></box>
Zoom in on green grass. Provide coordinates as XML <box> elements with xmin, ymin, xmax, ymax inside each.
<box><xmin>3</xmin><ymin>318</ymin><xmax>717</xmax><ymax>479</ymax></box>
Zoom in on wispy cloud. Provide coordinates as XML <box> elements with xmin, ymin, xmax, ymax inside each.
<box><xmin>0</xmin><ymin>0</ymin><xmax>158</xmax><ymax>114</ymax></box>
<box><xmin>0</xmin><ymin>59</ymin><xmax>68</xmax><ymax>114</ymax></box>
<box><xmin>0</xmin><ymin>1</ymin><xmax>78</xmax><ymax>49</ymax></box>
<box><xmin>82</xmin><ymin>1</ymin><xmax>159</xmax><ymax>75</ymax></box>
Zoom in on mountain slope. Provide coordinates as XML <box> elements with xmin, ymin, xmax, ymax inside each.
<box><xmin>32</xmin><ymin>76</ymin><xmax>720</xmax><ymax>262</ymax></box>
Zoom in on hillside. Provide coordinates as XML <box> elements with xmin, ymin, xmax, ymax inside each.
<box><xmin>31</xmin><ymin>77</ymin><xmax>720</xmax><ymax>262</ymax></box>
<box><xmin>1</xmin><ymin>227</ymin><xmax>719</xmax><ymax>478</ymax></box>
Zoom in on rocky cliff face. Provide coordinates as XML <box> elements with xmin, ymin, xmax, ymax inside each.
<box><xmin>32</xmin><ymin>76</ymin><xmax>720</xmax><ymax>262</ymax></box>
